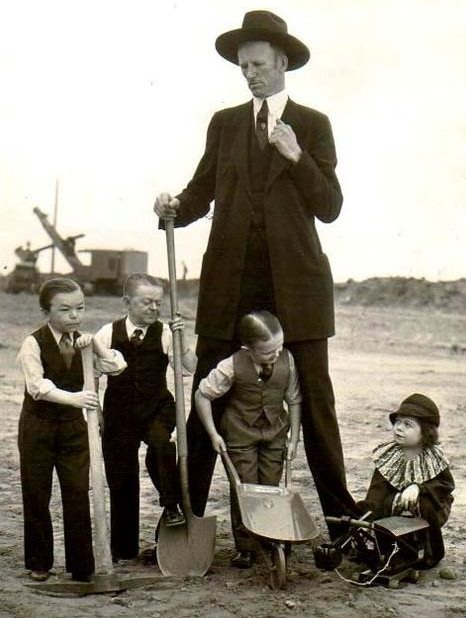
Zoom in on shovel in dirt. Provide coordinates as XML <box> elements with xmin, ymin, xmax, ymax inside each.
<box><xmin>156</xmin><ymin>217</ymin><xmax>216</xmax><ymax>577</ymax></box>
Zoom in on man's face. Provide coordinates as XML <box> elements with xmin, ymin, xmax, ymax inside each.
<box><xmin>124</xmin><ymin>284</ymin><xmax>163</xmax><ymax>326</ymax></box>
<box><xmin>44</xmin><ymin>290</ymin><xmax>85</xmax><ymax>334</ymax></box>
<box><xmin>238</xmin><ymin>41</ymin><xmax>287</xmax><ymax>98</ymax></box>
<box><xmin>244</xmin><ymin>331</ymin><xmax>284</xmax><ymax>365</ymax></box>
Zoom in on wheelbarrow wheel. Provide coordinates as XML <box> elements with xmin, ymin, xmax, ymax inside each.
<box><xmin>270</xmin><ymin>543</ymin><xmax>287</xmax><ymax>590</ymax></box>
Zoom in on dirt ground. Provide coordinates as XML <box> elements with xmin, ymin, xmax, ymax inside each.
<box><xmin>0</xmin><ymin>291</ymin><xmax>465</xmax><ymax>618</ymax></box>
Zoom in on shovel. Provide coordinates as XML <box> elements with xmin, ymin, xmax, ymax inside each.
<box><xmin>156</xmin><ymin>217</ymin><xmax>216</xmax><ymax>576</ymax></box>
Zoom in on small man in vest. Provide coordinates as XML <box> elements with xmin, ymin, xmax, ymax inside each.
<box><xmin>195</xmin><ymin>310</ymin><xmax>301</xmax><ymax>568</ymax></box>
<box><xmin>95</xmin><ymin>273</ymin><xmax>196</xmax><ymax>563</ymax></box>
<box><xmin>17</xmin><ymin>277</ymin><xmax>126</xmax><ymax>583</ymax></box>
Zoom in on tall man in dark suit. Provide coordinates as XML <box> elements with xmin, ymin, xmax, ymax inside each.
<box><xmin>154</xmin><ymin>10</ymin><xmax>358</xmax><ymax>538</ymax></box>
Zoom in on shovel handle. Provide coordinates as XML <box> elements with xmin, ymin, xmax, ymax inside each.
<box><xmin>164</xmin><ymin>217</ymin><xmax>191</xmax><ymax>511</ymax></box>
<box><xmin>81</xmin><ymin>344</ymin><xmax>114</xmax><ymax>575</ymax></box>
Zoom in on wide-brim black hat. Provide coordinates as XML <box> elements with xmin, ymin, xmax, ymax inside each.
<box><xmin>389</xmin><ymin>393</ymin><xmax>440</xmax><ymax>427</ymax></box>
<box><xmin>215</xmin><ymin>10</ymin><xmax>310</xmax><ymax>71</ymax></box>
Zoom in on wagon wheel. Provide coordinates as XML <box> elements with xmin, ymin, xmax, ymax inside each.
<box><xmin>269</xmin><ymin>543</ymin><xmax>287</xmax><ymax>590</ymax></box>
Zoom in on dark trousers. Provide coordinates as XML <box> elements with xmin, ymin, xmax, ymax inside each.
<box><xmin>187</xmin><ymin>336</ymin><xmax>358</xmax><ymax>539</ymax></box>
<box><xmin>102</xmin><ymin>398</ymin><xmax>179</xmax><ymax>560</ymax></box>
<box><xmin>18</xmin><ymin>410</ymin><xmax>94</xmax><ymax>574</ymax></box>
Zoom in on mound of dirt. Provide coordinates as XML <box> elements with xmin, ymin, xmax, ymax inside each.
<box><xmin>334</xmin><ymin>277</ymin><xmax>466</xmax><ymax>313</ymax></box>
<box><xmin>164</xmin><ymin>277</ymin><xmax>466</xmax><ymax>314</ymax></box>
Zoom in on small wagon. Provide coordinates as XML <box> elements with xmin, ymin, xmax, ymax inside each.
<box><xmin>222</xmin><ymin>452</ymin><xmax>319</xmax><ymax>589</ymax></box>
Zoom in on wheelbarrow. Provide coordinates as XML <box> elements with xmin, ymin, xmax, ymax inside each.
<box><xmin>221</xmin><ymin>451</ymin><xmax>318</xmax><ymax>589</ymax></box>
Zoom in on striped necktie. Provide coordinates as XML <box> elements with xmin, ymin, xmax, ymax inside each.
<box><xmin>59</xmin><ymin>333</ymin><xmax>75</xmax><ymax>368</ymax></box>
<box><xmin>256</xmin><ymin>99</ymin><xmax>269</xmax><ymax>150</ymax></box>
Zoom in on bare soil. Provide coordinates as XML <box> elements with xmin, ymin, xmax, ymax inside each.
<box><xmin>0</xmin><ymin>292</ymin><xmax>465</xmax><ymax>618</ymax></box>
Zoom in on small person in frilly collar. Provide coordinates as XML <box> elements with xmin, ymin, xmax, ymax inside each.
<box><xmin>358</xmin><ymin>393</ymin><xmax>454</xmax><ymax>569</ymax></box>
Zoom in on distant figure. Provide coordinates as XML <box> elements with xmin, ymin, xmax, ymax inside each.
<box><xmin>358</xmin><ymin>393</ymin><xmax>455</xmax><ymax>569</ymax></box>
<box><xmin>17</xmin><ymin>277</ymin><xmax>126</xmax><ymax>582</ymax></box>
<box><xmin>195</xmin><ymin>310</ymin><xmax>301</xmax><ymax>568</ymax></box>
<box><xmin>154</xmin><ymin>9</ymin><xmax>359</xmax><ymax>537</ymax></box>
<box><xmin>181</xmin><ymin>260</ymin><xmax>188</xmax><ymax>281</ymax></box>
<box><xmin>94</xmin><ymin>273</ymin><xmax>197</xmax><ymax>562</ymax></box>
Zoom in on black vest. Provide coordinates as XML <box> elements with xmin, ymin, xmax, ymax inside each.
<box><xmin>104</xmin><ymin>318</ymin><xmax>173</xmax><ymax>406</ymax></box>
<box><xmin>22</xmin><ymin>324</ymin><xmax>84</xmax><ymax>421</ymax></box>
<box><xmin>249</xmin><ymin>117</ymin><xmax>274</xmax><ymax>229</ymax></box>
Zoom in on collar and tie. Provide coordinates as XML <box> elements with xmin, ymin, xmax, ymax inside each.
<box><xmin>259</xmin><ymin>362</ymin><xmax>273</xmax><ymax>381</ymax></box>
<box><xmin>59</xmin><ymin>333</ymin><xmax>75</xmax><ymax>368</ymax></box>
<box><xmin>255</xmin><ymin>99</ymin><xmax>269</xmax><ymax>150</ymax></box>
<box><xmin>130</xmin><ymin>328</ymin><xmax>144</xmax><ymax>348</ymax></box>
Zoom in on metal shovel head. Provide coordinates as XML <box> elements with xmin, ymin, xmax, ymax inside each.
<box><xmin>157</xmin><ymin>511</ymin><xmax>217</xmax><ymax>577</ymax></box>
<box><xmin>237</xmin><ymin>482</ymin><xmax>318</xmax><ymax>543</ymax></box>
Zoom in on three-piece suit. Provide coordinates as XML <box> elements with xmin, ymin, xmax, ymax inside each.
<box><xmin>170</xmin><ymin>96</ymin><xmax>359</xmax><ymax>535</ymax></box>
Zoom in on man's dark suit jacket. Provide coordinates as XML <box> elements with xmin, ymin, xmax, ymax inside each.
<box><xmin>173</xmin><ymin>98</ymin><xmax>343</xmax><ymax>342</ymax></box>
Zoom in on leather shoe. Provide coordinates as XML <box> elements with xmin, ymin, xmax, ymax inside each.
<box><xmin>230</xmin><ymin>551</ymin><xmax>254</xmax><ymax>569</ymax></box>
<box><xmin>30</xmin><ymin>570</ymin><xmax>50</xmax><ymax>582</ymax></box>
<box><xmin>163</xmin><ymin>505</ymin><xmax>186</xmax><ymax>527</ymax></box>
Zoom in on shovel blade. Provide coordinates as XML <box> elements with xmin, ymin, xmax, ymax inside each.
<box><xmin>157</xmin><ymin>513</ymin><xmax>216</xmax><ymax>577</ymax></box>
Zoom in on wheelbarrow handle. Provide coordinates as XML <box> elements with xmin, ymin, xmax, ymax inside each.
<box><xmin>221</xmin><ymin>451</ymin><xmax>242</xmax><ymax>488</ymax></box>
<box><xmin>284</xmin><ymin>458</ymin><xmax>292</xmax><ymax>488</ymax></box>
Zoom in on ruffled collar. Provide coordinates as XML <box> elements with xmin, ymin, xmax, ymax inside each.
<box><xmin>372</xmin><ymin>441</ymin><xmax>449</xmax><ymax>490</ymax></box>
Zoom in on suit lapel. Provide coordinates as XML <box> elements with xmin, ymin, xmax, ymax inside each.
<box><xmin>232</xmin><ymin>102</ymin><xmax>253</xmax><ymax>197</ymax></box>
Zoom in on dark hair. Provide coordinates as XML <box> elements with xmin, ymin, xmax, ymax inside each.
<box><xmin>39</xmin><ymin>277</ymin><xmax>82</xmax><ymax>311</ymax></box>
<box><xmin>418</xmin><ymin>419</ymin><xmax>439</xmax><ymax>447</ymax></box>
<box><xmin>238</xmin><ymin>310</ymin><xmax>283</xmax><ymax>346</ymax></box>
<box><xmin>123</xmin><ymin>273</ymin><xmax>164</xmax><ymax>297</ymax></box>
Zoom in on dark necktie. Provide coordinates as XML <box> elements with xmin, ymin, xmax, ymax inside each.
<box><xmin>259</xmin><ymin>363</ymin><xmax>273</xmax><ymax>381</ymax></box>
<box><xmin>131</xmin><ymin>328</ymin><xmax>144</xmax><ymax>348</ymax></box>
<box><xmin>59</xmin><ymin>333</ymin><xmax>75</xmax><ymax>368</ymax></box>
<box><xmin>256</xmin><ymin>99</ymin><xmax>269</xmax><ymax>150</ymax></box>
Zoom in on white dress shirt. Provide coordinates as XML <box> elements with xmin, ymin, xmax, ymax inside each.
<box><xmin>94</xmin><ymin>317</ymin><xmax>196</xmax><ymax>376</ymax></box>
<box><xmin>253</xmin><ymin>89</ymin><xmax>289</xmax><ymax>138</ymax></box>
<box><xmin>198</xmin><ymin>348</ymin><xmax>302</xmax><ymax>406</ymax></box>
<box><xmin>17</xmin><ymin>323</ymin><xmax>127</xmax><ymax>400</ymax></box>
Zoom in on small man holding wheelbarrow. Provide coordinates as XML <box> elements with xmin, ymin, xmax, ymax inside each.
<box><xmin>195</xmin><ymin>310</ymin><xmax>301</xmax><ymax>568</ymax></box>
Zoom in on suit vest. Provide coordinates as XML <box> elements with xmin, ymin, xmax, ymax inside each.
<box><xmin>21</xmin><ymin>324</ymin><xmax>84</xmax><ymax>421</ymax></box>
<box><xmin>104</xmin><ymin>318</ymin><xmax>173</xmax><ymax>406</ymax></box>
<box><xmin>226</xmin><ymin>348</ymin><xmax>290</xmax><ymax>427</ymax></box>
<box><xmin>249</xmin><ymin>117</ymin><xmax>274</xmax><ymax>229</ymax></box>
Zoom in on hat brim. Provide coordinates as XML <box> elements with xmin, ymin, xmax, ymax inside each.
<box><xmin>215</xmin><ymin>28</ymin><xmax>310</xmax><ymax>71</ymax></box>
<box><xmin>389</xmin><ymin>407</ymin><xmax>440</xmax><ymax>427</ymax></box>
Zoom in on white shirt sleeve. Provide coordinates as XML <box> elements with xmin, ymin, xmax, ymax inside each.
<box><xmin>198</xmin><ymin>356</ymin><xmax>235</xmax><ymax>400</ymax></box>
<box><xmin>93</xmin><ymin>323</ymin><xmax>127</xmax><ymax>377</ymax></box>
<box><xmin>17</xmin><ymin>335</ymin><xmax>57</xmax><ymax>400</ymax></box>
<box><xmin>284</xmin><ymin>350</ymin><xmax>302</xmax><ymax>406</ymax></box>
<box><xmin>161</xmin><ymin>323</ymin><xmax>172</xmax><ymax>360</ymax></box>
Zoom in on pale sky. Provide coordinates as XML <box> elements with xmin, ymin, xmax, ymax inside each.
<box><xmin>1</xmin><ymin>0</ymin><xmax>465</xmax><ymax>282</ymax></box>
